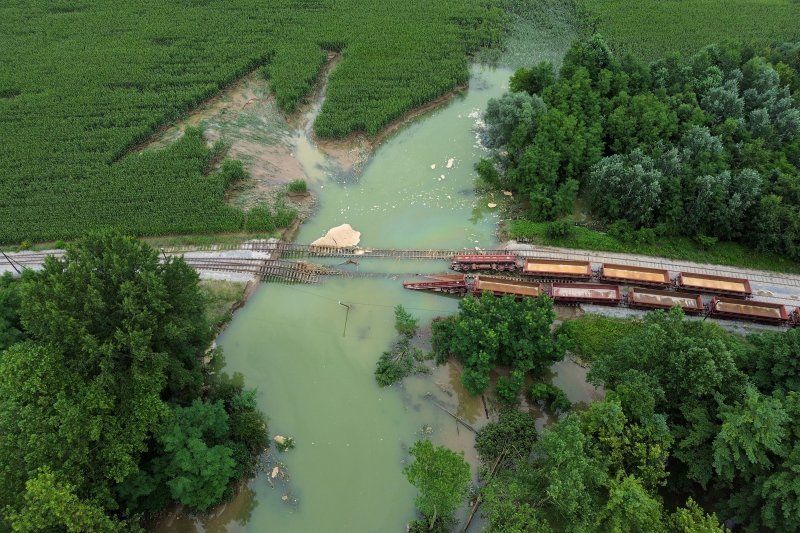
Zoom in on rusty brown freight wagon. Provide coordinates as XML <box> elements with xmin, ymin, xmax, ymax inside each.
<box><xmin>628</xmin><ymin>288</ymin><xmax>704</xmax><ymax>313</ymax></box>
<box><xmin>599</xmin><ymin>263</ymin><xmax>671</xmax><ymax>288</ymax></box>
<box><xmin>471</xmin><ymin>276</ymin><xmax>542</xmax><ymax>298</ymax></box>
<box><xmin>522</xmin><ymin>258</ymin><xmax>592</xmax><ymax>280</ymax></box>
<box><xmin>677</xmin><ymin>272</ymin><xmax>752</xmax><ymax>298</ymax></box>
<box><xmin>708</xmin><ymin>297</ymin><xmax>788</xmax><ymax>325</ymax></box>
<box><xmin>451</xmin><ymin>254</ymin><xmax>517</xmax><ymax>272</ymax></box>
<box><xmin>549</xmin><ymin>283</ymin><xmax>621</xmax><ymax>305</ymax></box>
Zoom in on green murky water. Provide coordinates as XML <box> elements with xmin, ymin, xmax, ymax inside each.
<box><xmin>297</xmin><ymin>66</ymin><xmax>513</xmax><ymax>249</ymax></box>
<box><xmin>157</xmin><ymin>65</ymin><xmax>597</xmax><ymax>532</ymax></box>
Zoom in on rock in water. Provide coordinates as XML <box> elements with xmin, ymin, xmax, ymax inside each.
<box><xmin>311</xmin><ymin>224</ymin><xmax>361</xmax><ymax>247</ymax></box>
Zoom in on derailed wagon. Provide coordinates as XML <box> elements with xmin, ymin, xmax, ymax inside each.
<box><xmin>677</xmin><ymin>272</ymin><xmax>752</xmax><ymax>298</ymax></box>
<box><xmin>628</xmin><ymin>288</ymin><xmax>704</xmax><ymax>313</ymax></box>
<box><xmin>471</xmin><ymin>276</ymin><xmax>542</xmax><ymax>298</ymax></box>
<box><xmin>599</xmin><ymin>263</ymin><xmax>671</xmax><ymax>288</ymax></box>
<box><xmin>522</xmin><ymin>258</ymin><xmax>592</xmax><ymax>280</ymax></box>
<box><xmin>451</xmin><ymin>254</ymin><xmax>517</xmax><ymax>272</ymax></box>
<box><xmin>403</xmin><ymin>274</ymin><xmax>466</xmax><ymax>295</ymax></box>
<box><xmin>708</xmin><ymin>297</ymin><xmax>788</xmax><ymax>325</ymax></box>
<box><xmin>548</xmin><ymin>283</ymin><xmax>621</xmax><ymax>305</ymax></box>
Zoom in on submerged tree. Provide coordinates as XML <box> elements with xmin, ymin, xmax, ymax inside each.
<box><xmin>404</xmin><ymin>440</ymin><xmax>471</xmax><ymax>531</ymax></box>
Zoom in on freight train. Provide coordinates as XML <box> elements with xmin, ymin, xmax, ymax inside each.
<box><xmin>452</xmin><ymin>255</ymin><xmax>753</xmax><ymax>297</ymax></box>
<box><xmin>402</xmin><ymin>255</ymin><xmax>800</xmax><ymax>328</ymax></box>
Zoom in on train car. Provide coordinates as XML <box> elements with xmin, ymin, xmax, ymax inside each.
<box><xmin>790</xmin><ymin>308</ymin><xmax>800</xmax><ymax>328</ymax></box>
<box><xmin>471</xmin><ymin>276</ymin><xmax>542</xmax><ymax>298</ymax></box>
<box><xmin>628</xmin><ymin>288</ymin><xmax>704</xmax><ymax>313</ymax></box>
<box><xmin>708</xmin><ymin>297</ymin><xmax>788</xmax><ymax>325</ymax></box>
<box><xmin>599</xmin><ymin>263</ymin><xmax>671</xmax><ymax>288</ymax></box>
<box><xmin>677</xmin><ymin>272</ymin><xmax>752</xmax><ymax>298</ymax></box>
<box><xmin>451</xmin><ymin>254</ymin><xmax>517</xmax><ymax>272</ymax></box>
<box><xmin>522</xmin><ymin>258</ymin><xmax>592</xmax><ymax>280</ymax></box>
<box><xmin>403</xmin><ymin>274</ymin><xmax>467</xmax><ymax>294</ymax></box>
<box><xmin>549</xmin><ymin>283</ymin><xmax>621</xmax><ymax>306</ymax></box>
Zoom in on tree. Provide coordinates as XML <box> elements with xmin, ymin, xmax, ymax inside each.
<box><xmin>510</xmin><ymin>62</ymin><xmax>556</xmax><ymax>95</ymax></box>
<box><xmin>606</xmin><ymin>93</ymin><xmax>678</xmax><ymax>153</ymax></box>
<box><xmin>668</xmin><ymin>498</ymin><xmax>727</xmax><ymax>532</ymax></box>
<box><xmin>483</xmin><ymin>91</ymin><xmax>547</xmax><ymax>159</ymax></box>
<box><xmin>431</xmin><ymin>293</ymin><xmax>564</xmax><ymax>395</ymax></box>
<box><xmin>404</xmin><ymin>440</ymin><xmax>471</xmax><ymax>530</ymax></box>
<box><xmin>475</xmin><ymin>410</ymin><xmax>536</xmax><ymax>465</ymax></box>
<box><xmin>595</xmin><ymin>475</ymin><xmax>665</xmax><ymax>533</ymax></box>
<box><xmin>158</xmin><ymin>400</ymin><xmax>236</xmax><ymax>511</ymax></box>
<box><xmin>7</xmin><ymin>468</ymin><xmax>121</xmax><ymax>533</ymax></box>
<box><xmin>586</xmin><ymin>149</ymin><xmax>665</xmax><ymax>228</ymax></box>
<box><xmin>0</xmin><ymin>272</ymin><xmax>23</xmax><ymax>351</ymax></box>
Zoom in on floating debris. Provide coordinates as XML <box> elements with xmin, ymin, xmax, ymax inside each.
<box><xmin>487</xmin><ymin>202</ymin><xmax>497</xmax><ymax>208</ymax></box>
<box><xmin>446</xmin><ymin>158</ymin><xmax>455</xmax><ymax>169</ymax></box>
<box><xmin>271</xmin><ymin>466</ymin><xmax>280</xmax><ymax>479</ymax></box>
<box><xmin>503</xmin><ymin>190</ymin><xmax>513</xmax><ymax>197</ymax></box>
<box><xmin>282</xmin><ymin>495</ymin><xmax>289</xmax><ymax>501</ymax></box>
<box><xmin>430</xmin><ymin>163</ymin><xmax>436</xmax><ymax>170</ymax></box>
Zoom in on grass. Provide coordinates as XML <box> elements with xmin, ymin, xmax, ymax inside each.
<box><xmin>579</xmin><ymin>0</ymin><xmax>800</xmax><ymax>60</ymax></box>
<box><xmin>557</xmin><ymin>314</ymin><xmax>645</xmax><ymax>362</ymax></box>
<box><xmin>507</xmin><ymin>219</ymin><xmax>800</xmax><ymax>274</ymax></box>
<box><xmin>199</xmin><ymin>280</ymin><xmax>248</xmax><ymax>331</ymax></box>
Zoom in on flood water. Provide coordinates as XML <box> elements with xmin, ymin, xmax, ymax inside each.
<box><xmin>156</xmin><ymin>65</ymin><xmax>594</xmax><ymax>532</ymax></box>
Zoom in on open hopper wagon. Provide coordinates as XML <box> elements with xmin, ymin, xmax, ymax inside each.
<box><xmin>677</xmin><ymin>272</ymin><xmax>752</xmax><ymax>298</ymax></box>
<box><xmin>628</xmin><ymin>288</ymin><xmax>704</xmax><ymax>313</ymax></box>
<box><xmin>522</xmin><ymin>258</ymin><xmax>592</xmax><ymax>280</ymax></box>
<box><xmin>450</xmin><ymin>254</ymin><xmax>518</xmax><ymax>272</ymax></box>
<box><xmin>549</xmin><ymin>283</ymin><xmax>621</xmax><ymax>305</ymax></box>
<box><xmin>708</xmin><ymin>297</ymin><xmax>788</xmax><ymax>325</ymax></box>
<box><xmin>471</xmin><ymin>276</ymin><xmax>542</xmax><ymax>298</ymax></box>
<box><xmin>599</xmin><ymin>263</ymin><xmax>671</xmax><ymax>288</ymax></box>
<box><xmin>402</xmin><ymin>274</ymin><xmax>467</xmax><ymax>294</ymax></box>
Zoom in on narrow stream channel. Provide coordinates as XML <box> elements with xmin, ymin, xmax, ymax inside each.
<box><xmin>155</xmin><ymin>65</ymin><xmax>600</xmax><ymax>532</ymax></box>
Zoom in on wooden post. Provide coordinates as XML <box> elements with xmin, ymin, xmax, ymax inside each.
<box><xmin>339</xmin><ymin>301</ymin><xmax>351</xmax><ymax>337</ymax></box>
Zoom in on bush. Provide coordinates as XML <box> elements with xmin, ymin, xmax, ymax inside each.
<box><xmin>545</xmin><ymin>220</ymin><xmax>575</xmax><ymax>240</ymax></box>
<box><xmin>528</xmin><ymin>383</ymin><xmax>571</xmax><ymax>412</ymax></box>
<box><xmin>495</xmin><ymin>369</ymin><xmax>525</xmax><ymax>407</ymax></box>
<box><xmin>475</xmin><ymin>410</ymin><xmax>536</xmax><ymax>463</ymax></box>
<box><xmin>287</xmin><ymin>179</ymin><xmax>308</xmax><ymax>194</ymax></box>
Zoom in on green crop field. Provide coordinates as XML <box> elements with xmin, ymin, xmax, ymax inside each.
<box><xmin>580</xmin><ymin>0</ymin><xmax>800</xmax><ymax>60</ymax></box>
<box><xmin>0</xmin><ymin>0</ymin><xmax>502</xmax><ymax>244</ymax></box>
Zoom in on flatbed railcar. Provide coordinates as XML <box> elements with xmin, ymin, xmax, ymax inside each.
<box><xmin>403</xmin><ymin>274</ymin><xmax>467</xmax><ymax>294</ymax></box>
<box><xmin>599</xmin><ymin>263</ymin><xmax>671</xmax><ymax>288</ymax></box>
<box><xmin>708</xmin><ymin>297</ymin><xmax>788</xmax><ymax>325</ymax></box>
<box><xmin>522</xmin><ymin>258</ymin><xmax>592</xmax><ymax>280</ymax></box>
<box><xmin>451</xmin><ymin>254</ymin><xmax>518</xmax><ymax>272</ymax></box>
<box><xmin>471</xmin><ymin>276</ymin><xmax>542</xmax><ymax>298</ymax></box>
<box><xmin>677</xmin><ymin>272</ymin><xmax>752</xmax><ymax>298</ymax></box>
<box><xmin>628</xmin><ymin>288</ymin><xmax>704</xmax><ymax>313</ymax></box>
<box><xmin>549</xmin><ymin>283</ymin><xmax>621</xmax><ymax>305</ymax></box>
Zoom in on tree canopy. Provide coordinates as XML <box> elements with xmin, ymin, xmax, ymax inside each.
<box><xmin>0</xmin><ymin>233</ymin><xmax>268</xmax><ymax>529</ymax></box>
<box><xmin>480</xmin><ymin>35</ymin><xmax>800</xmax><ymax>260</ymax></box>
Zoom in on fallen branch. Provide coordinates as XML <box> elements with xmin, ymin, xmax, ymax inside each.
<box><xmin>460</xmin><ymin>452</ymin><xmax>505</xmax><ymax>533</ymax></box>
<box><xmin>427</xmin><ymin>396</ymin><xmax>477</xmax><ymax>433</ymax></box>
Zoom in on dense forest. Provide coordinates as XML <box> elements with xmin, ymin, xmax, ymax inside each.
<box><xmin>479</xmin><ymin>36</ymin><xmax>800</xmax><ymax>261</ymax></box>
<box><xmin>465</xmin><ymin>308</ymin><xmax>800</xmax><ymax>531</ymax></box>
<box><xmin>0</xmin><ymin>234</ymin><xmax>267</xmax><ymax>530</ymax></box>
